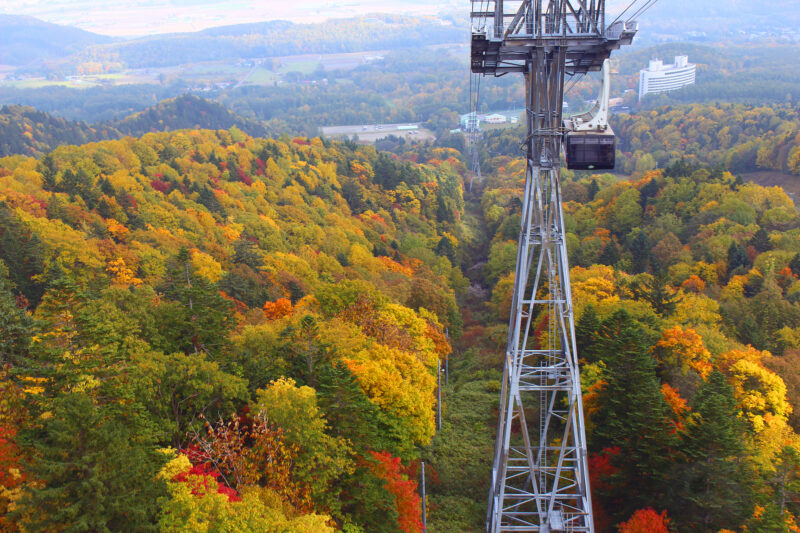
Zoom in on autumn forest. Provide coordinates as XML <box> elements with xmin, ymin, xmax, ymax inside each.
<box><xmin>3</xmin><ymin>6</ymin><xmax>800</xmax><ymax>533</ymax></box>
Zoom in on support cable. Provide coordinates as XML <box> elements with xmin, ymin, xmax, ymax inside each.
<box><xmin>627</xmin><ymin>0</ymin><xmax>660</xmax><ymax>22</ymax></box>
<box><xmin>607</xmin><ymin>0</ymin><xmax>640</xmax><ymax>27</ymax></box>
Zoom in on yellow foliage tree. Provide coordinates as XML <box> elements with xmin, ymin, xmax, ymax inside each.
<box><xmin>105</xmin><ymin>257</ymin><xmax>143</xmax><ymax>287</ymax></box>
<box><xmin>157</xmin><ymin>451</ymin><xmax>334</xmax><ymax>533</ymax></box>
<box><xmin>726</xmin><ymin>356</ymin><xmax>792</xmax><ymax>433</ymax></box>
<box><xmin>190</xmin><ymin>249</ymin><xmax>223</xmax><ymax>283</ymax></box>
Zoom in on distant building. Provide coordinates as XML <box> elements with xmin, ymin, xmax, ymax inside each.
<box><xmin>460</xmin><ymin>112</ymin><xmax>481</xmax><ymax>131</ymax></box>
<box><xmin>638</xmin><ymin>55</ymin><xmax>696</xmax><ymax>100</ymax></box>
<box><xmin>459</xmin><ymin>109</ymin><xmax>524</xmax><ymax>131</ymax></box>
<box><xmin>484</xmin><ymin>113</ymin><xmax>507</xmax><ymax>124</ymax></box>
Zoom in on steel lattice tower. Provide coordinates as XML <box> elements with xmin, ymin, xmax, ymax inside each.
<box><xmin>470</xmin><ymin>2</ymin><xmax>636</xmax><ymax>531</ymax></box>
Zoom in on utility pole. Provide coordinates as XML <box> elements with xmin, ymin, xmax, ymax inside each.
<box><xmin>421</xmin><ymin>461</ymin><xmax>427</xmax><ymax>532</ymax></box>
<box><xmin>470</xmin><ymin>2</ymin><xmax>637</xmax><ymax>531</ymax></box>
<box><xmin>445</xmin><ymin>328</ymin><xmax>450</xmax><ymax>386</ymax></box>
<box><xmin>437</xmin><ymin>359</ymin><xmax>442</xmax><ymax>431</ymax></box>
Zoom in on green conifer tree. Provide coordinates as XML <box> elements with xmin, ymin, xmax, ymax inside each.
<box><xmin>668</xmin><ymin>370</ymin><xmax>754</xmax><ymax>532</ymax></box>
<box><xmin>17</xmin><ymin>393</ymin><xmax>166</xmax><ymax>532</ymax></box>
<box><xmin>0</xmin><ymin>260</ymin><xmax>34</xmax><ymax>367</ymax></box>
<box><xmin>590</xmin><ymin>310</ymin><xmax>677</xmax><ymax>521</ymax></box>
<box><xmin>575</xmin><ymin>304</ymin><xmax>601</xmax><ymax>363</ymax></box>
<box><xmin>727</xmin><ymin>241</ymin><xmax>750</xmax><ymax>275</ymax></box>
<box><xmin>629</xmin><ymin>229</ymin><xmax>651</xmax><ymax>274</ymax></box>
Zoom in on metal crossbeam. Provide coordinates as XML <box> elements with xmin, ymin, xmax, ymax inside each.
<box><xmin>472</xmin><ymin>2</ymin><xmax>636</xmax><ymax>531</ymax></box>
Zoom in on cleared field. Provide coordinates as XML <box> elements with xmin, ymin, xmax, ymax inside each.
<box><xmin>0</xmin><ymin>49</ymin><xmax>387</xmax><ymax>90</ymax></box>
<box><xmin>320</xmin><ymin>123</ymin><xmax>435</xmax><ymax>144</ymax></box>
<box><xmin>244</xmin><ymin>67</ymin><xmax>280</xmax><ymax>85</ymax></box>
<box><xmin>277</xmin><ymin>58</ymin><xmax>321</xmax><ymax>74</ymax></box>
<box><xmin>2</xmin><ymin>78</ymin><xmax>98</xmax><ymax>89</ymax></box>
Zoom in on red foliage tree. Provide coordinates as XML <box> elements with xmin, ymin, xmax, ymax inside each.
<box><xmin>237</xmin><ymin>168</ymin><xmax>252</xmax><ymax>186</ymax></box>
<box><xmin>172</xmin><ymin>457</ymin><xmax>241</xmax><ymax>502</ymax></box>
<box><xmin>589</xmin><ymin>446</ymin><xmax>621</xmax><ymax>533</ymax></box>
<box><xmin>370</xmin><ymin>451</ymin><xmax>423</xmax><ymax>533</ymax></box>
<box><xmin>150</xmin><ymin>179</ymin><xmax>171</xmax><ymax>193</ymax></box>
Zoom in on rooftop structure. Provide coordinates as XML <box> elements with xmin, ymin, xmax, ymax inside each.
<box><xmin>639</xmin><ymin>55</ymin><xmax>696</xmax><ymax>100</ymax></box>
<box><xmin>458</xmin><ymin>109</ymin><xmax>527</xmax><ymax>131</ymax></box>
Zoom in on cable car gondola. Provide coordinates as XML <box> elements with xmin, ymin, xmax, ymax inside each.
<box><xmin>564</xmin><ymin>129</ymin><xmax>616</xmax><ymax>170</ymax></box>
<box><xmin>563</xmin><ymin>59</ymin><xmax>616</xmax><ymax>170</ymax></box>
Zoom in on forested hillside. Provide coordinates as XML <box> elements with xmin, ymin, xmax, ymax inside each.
<box><xmin>471</xmin><ymin>154</ymin><xmax>800</xmax><ymax>530</ymax></box>
<box><xmin>0</xmin><ymin>95</ymin><xmax>269</xmax><ymax>157</ymax></box>
<box><xmin>111</xmin><ymin>95</ymin><xmax>269</xmax><ymax>139</ymax></box>
<box><xmin>612</xmin><ymin>103</ymin><xmax>800</xmax><ymax>174</ymax></box>
<box><xmin>0</xmin><ymin>104</ymin><xmax>112</xmax><ymax>157</ymax></box>
<box><xmin>481</xmin><ymin>103</ymin><xmax>800</xmax><ymax>176</ymax></box>
<box><xmin>3</xmin><ymin>82</ymin><xmax>800</xmax><ymax>533</ymax></box>
<box><xmin>0</xmin><ymin>129</ymin><xmax>467</xmax><ymax>532</ymax></box>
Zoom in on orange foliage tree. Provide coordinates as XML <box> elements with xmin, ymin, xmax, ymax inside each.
<box><xmin>262</xmin><ymin>297</ymin><xmax>293</xmax><ymax>320</ymax></box>
<box><xmin>617</xmin><ymin>508</ymin><xmax>670</xmax><ymax>533</ymax></box>
<box><xmin>652</xmin><ymin>325</ymin><xmax>712</xmax><ymax>378</ymax></box>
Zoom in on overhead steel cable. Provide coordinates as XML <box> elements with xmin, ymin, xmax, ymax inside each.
<box><xmin>628</xmin><ymin>0</ymin><xmax>660</xmax><ymax>22</ymax></box>
<box><xmin>607</xmin><ymin>0</ymin><xmax>640</xmax><ymax>27</ymax></box>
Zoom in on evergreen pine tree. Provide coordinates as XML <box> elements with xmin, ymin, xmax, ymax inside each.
<box><xmin>198</xmin><ymin>185</ymin><xmax>224</xmax><ymax>213</ymax></box>
<box><xmin>158</xmin><ymin>248</ymin><xmax>234</xmax><ymax>359</ymax></box>
<box><xmin>629</xmin><ymin>229</ymin><xmax>651</xmax><ymax>274</ymax></box>
<box><xmin>0</xmin><ymin>260</ymin><xmax>34</xmax><ymax>367</ymax></box>
<box><xmin>233</xmin><ymin>236</ymin><xmax>264</xmax><ymax>269</ymax></box>
<box><xmin>99</xmin><ymin>176</ymin><xmax>115</xmax><ymax>196</ymax></box>
<box><xmin>39</xmin><ymin>153</ymin><xmax>57</xmax><ymax>191</ymax></box>
<box><xmin>17</xmin><ymin>393</ymin><xmax>166</xmax><ymax>532</ymax></box>
<box><xmin>748</xmin><ymin>228</ymin><xmax>772</xmax><ymax>253</ymax></box>
<box><xmin>598</xmin><ymin>239</ymin><xmax>620</xmax><ymax>266</ymax></box>
<box><xmin>435</xmin><ymin>236</ymin><xmax>457</xmax><ymax>263</ymax></box>
<box><xmin>790</xmin><ymin>253</ymin><xmax>800</xmax><ymax>277</ymax></box>
<box><xmin>587</xmin><ymin>179</ymin><xmax>600</xmax><ymax>200</ymax></box>
<box><xmin>634</xmin><ymin>273</ymin><xmax>679</xmax><ymax>317</ymax></box>
<box><xmin>575</xmin><ymin>304</ymin><xmax>601</xmax><ymax>363</ymax></box>
<box><xmin>668</xmin><ymin>370</ymin><xmax>754</xmax><ymax>532</ymax></box>
<box><xmin>590</xmin><ymin>310</ymin><xmax>677</xmax><ymax>521</ymax></box>
<box><xmin>727</xmin><ymin>241</ymin><xmax>749</xmax><ymax>274</ymax></box>
<box><xmin>0</xmin><ymin>203</ymin><xmax>45</xmax><ymax>305</ymax></box>
<box><xmin>639</xmin><ymin>178</ymin><xmax>660</xmax><ymax>207</ymax></box>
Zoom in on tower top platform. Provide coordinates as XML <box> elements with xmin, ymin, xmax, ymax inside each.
<box><xmin>470</xmin><ymin>0</ymin><xmax>637</xmax><ymax>75</ymax></box>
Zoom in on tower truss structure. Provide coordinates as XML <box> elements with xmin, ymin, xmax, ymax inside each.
<box><xmin>470</xmin><ymin>2</ymin><xmax>636</xmax><ymax>531</ymax></box>
<box><xmin>466</xmin><ymin>116</ymin><xmax>482</xmax><ymax>191</ymax></box>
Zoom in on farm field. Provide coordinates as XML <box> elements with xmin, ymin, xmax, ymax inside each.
<box><xmin>320</xmin><ymin>122</ymin><xmax>436</xmax><ymax>143</ymax></box>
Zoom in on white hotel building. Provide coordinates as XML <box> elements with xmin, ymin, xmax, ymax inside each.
<box><xmin>638</xmin><ymin>55</ymin><xmax>696</xmax><ymax>101</ymax></box>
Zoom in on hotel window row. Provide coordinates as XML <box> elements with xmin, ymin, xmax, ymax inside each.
<box><xmin>639</xmin><ymin>55</ymin><xmax>696</xmax><ymax>100</ymax></box>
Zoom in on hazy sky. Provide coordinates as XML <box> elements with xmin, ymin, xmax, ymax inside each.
<box><xmin>1</xmin><ymin>0</ymin><xmax>652</xmax><ymax>37</ymax></box>
<box><xmin>1</xmin><ymin>0</ymin><xmax>463</xmax><ymax>36</ymax></box>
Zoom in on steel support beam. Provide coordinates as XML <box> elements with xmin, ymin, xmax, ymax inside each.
<box><xmin>473</xmin><ymin>2</ymin><xmax>636</xmax><ymax>531</ymax></box>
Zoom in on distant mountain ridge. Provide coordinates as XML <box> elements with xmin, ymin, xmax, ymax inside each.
<box><xmin>1</xmin><ymin>14</ymin><xmax>462</xmax><ymax>72</ymax></box>
<box><xmin>86</xmin><ymin>14</ymin><xmax>464</xmax><ymax>69</ymax></box>
<box><xmin>0</xmin><ymin>15</ymin><xmax>115</xmax><ymax>66</ymax></box>
<box><xmin>0</xmin><ymin>95</ymin><xmax>269</xmax><ymax>157</ymax></box>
